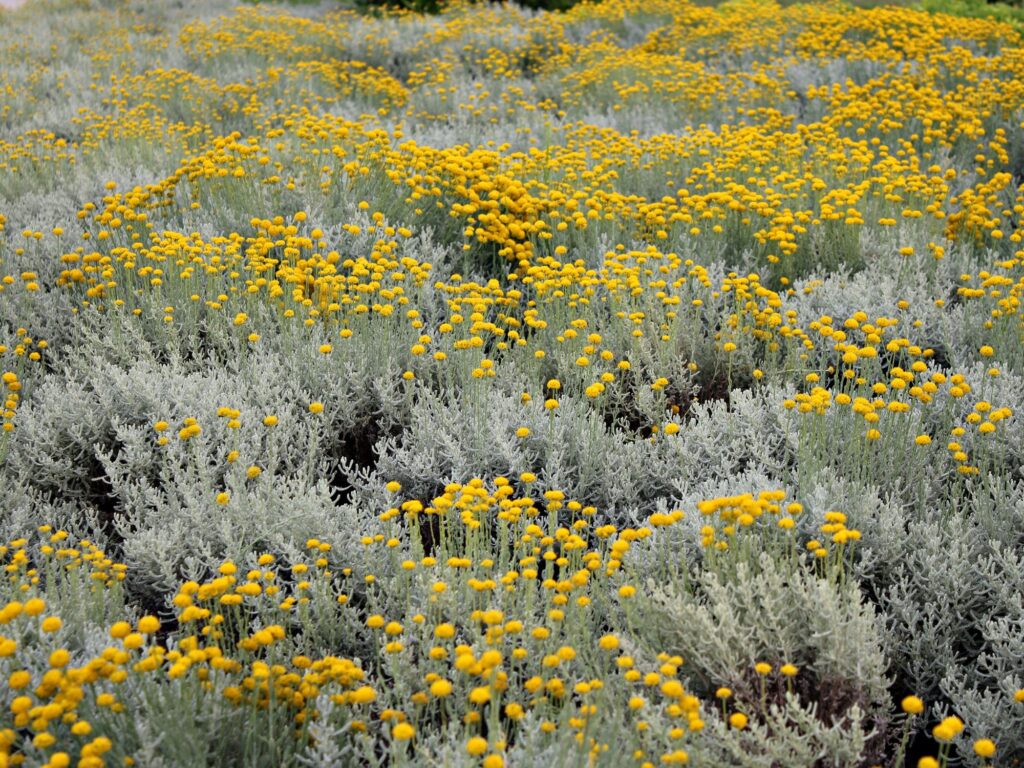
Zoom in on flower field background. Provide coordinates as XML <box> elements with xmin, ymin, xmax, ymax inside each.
<box><xmin>1</xmin><ymin>0</ymin><xmax>1023</xmax><ymax>765</ymax></box>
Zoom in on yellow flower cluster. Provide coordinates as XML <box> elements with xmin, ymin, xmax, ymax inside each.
<box><xmin>0</xmin><ymin>490</ymin><xmax>717</xmax><ymax>768</ymax></box>
<box><xmin>2</xmin><ymin>0</ymin><xmax>1023</xmax><ymax>764</ymax></box>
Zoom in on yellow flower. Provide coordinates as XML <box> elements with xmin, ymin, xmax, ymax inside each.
<box><xmin>71</xmin><ymin>721</ymin><xmax>92</xmax><ymax>736</ymax></box>
<box><xmin>9</xmin><ymin>669</ymin><xmax>31</xmax><ymax>689</ymax></box>
<box><xmin>661</xmin><ymin>680</ymin><xmax>684</xmax><ymax>698</ymax></box>
<box><xmin>430</xmin><ymin>679</ymin><xmax>453</xmax><ymax>697</ymax></box>
<box><xmin>729</xmin><ymin>713</ymin><xmax>748</xmax><ymax>730</ymax></box>
<box><xmin>391</xmin><ymin>723</ymin><xmax>414</xmax><ymax>741</ymax></box>
<box><xmin>466</xmin><ymin>737</ymin><xmax>488</xmax><ymax>756</ymax></box>
<box><xmin>973</xmin><ymin>739</ymin><xmax>996</xmax><ymax>758</ymax></box>
<box><xmin>24</xmin><ymin>598</ymin><xmax>46</xmax><ymax>616</ymax></box>
<box><xmin>33</xmin><ymin>733</ymin><xmax>56</xmax><ymax>749</ymax></box>
<box><xmin>41</xmin><ymin>616</ymin><xmax>63</xmax><ymax>633</ymax></box>
<box><xmin>469</xmin><ymin>685</ymin><xmax>491</xmax><ymax>705</ymax></box>
<box><xmin>933</xmin><ymin>715</ymin><xmax>963</xmax><ymax>742</ymax></box>
<box><xmin>349</xmin><ymin>686</ymin><xmax>376</xmax><ymax>704</ymax></box>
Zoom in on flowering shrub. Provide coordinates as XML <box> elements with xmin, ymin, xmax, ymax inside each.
<box><xmin>1</xmin><ymin>0</ymin><xmax>1023</xmax><ymax>765</ymax></box>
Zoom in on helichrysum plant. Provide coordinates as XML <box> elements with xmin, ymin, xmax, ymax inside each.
<box><xmin>1</xmin><ymin>0</ymin><xmax>1023</xmax><ymax>765</ymax></box>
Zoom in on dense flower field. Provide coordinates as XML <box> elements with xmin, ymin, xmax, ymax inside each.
<box><xmin>1</xmin><ymin>0</ymin><xmax>1023</xmax><ymax>765</ymax></box>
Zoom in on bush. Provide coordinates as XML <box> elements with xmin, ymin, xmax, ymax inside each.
<box><xmin>354</xmin><ymin>0</ymin><xmax>585</xmax><ymax>15</ymax></box>
<box><xmin>639</xmin><ymin>555</ymin><xmax>894</xmax><ymax>766</ymax></box>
